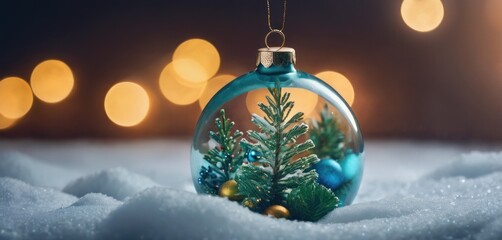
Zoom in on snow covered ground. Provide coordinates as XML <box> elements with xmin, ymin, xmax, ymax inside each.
<box><xmin>0</xmin><ymin>139</ymin><xmax>501</xmax><ymax>239</ymax></box>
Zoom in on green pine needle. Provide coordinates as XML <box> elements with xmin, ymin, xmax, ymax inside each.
<box><xmin>200</xmin><ymin>109</ymin><xmax>244</xmax><ymax>192</ymax></box>
<box><xmin>286</xmin><ymin>182</ymin><xmax>339</xmax><ymax>222</ymax></box>
<box><xmin>235</xmin><ymin>164</ymin><xmax>273</xmax><ymax>210</ymax></box>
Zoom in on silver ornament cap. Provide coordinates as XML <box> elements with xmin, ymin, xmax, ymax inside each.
<box><xmin>256</xmin><ymin>47</ymin><xmax>296</xmax><ymax>68</ymax></box>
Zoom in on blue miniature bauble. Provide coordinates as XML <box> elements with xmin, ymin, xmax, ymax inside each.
<box><xmin>313</xmin><ymin>158</ymin><xmax>344</xmax><ymax>190</ymax></box>
<box><xmin>245</xmin><ymin>149</ymin><xmax>262</xmax><ymax>162</ymax></box>
<box><xmin>341</xmin><ymin>153</ymin><xmax>360</xmax><ymax>180</ymax></box>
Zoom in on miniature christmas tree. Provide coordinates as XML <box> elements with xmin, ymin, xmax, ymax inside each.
<box><xmin>310</xmin><ymin>104</ymin><xmax>345</xmax><ymax>160</ymax></box>
<box><xmin>199</xmin><ymin>84</ymin><xmax>340</xmax><ymax>221</ymax></box>
<box><xmin>198</xmin><ymin>109</ymin><xmax>244</xmax><ymax>194</ymax></box>
<box><xmin>236</xmin><ymin>84</ymin><xmax>339</xmax><ymax>221</ymax></box>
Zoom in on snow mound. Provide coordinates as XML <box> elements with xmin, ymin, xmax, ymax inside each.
<box><xmin>21</xmin><ymin>204</ymin><xmax>117</xmax><ymax>240</ymax></box>
<box><xmin>0</xmin><ymin>151</ymin><xmax>76</xmax><ymax>188</ymax></box>
<box><xmin>71</xmin><ymin>193</ymin><xmax>122</xmax><ymax>207</ymax></box>
<box><xmin>22</xmin><ymin>193</ymin><xmax>121</xmax><ymax>240</ymax></box>
<box><xmin>63</xmin><ymin>168</ymin><xmax>159</xmax><ymax>200</ymax></box>
<box><xmin>0</xmin><ymin>179</ymin><xmax>121</xmax><ymax>240</ymax></box>
<box><xmin>0</xmin><ymin>177</ymin><xmax>77</xmax><ymax>238</ymax></box>
<box><xmin>99</xmin><ymin>187</ymin><xmax>285</xmax><ymax>240</ymax></box>
<box><xmin>0</xmin><ymin>177</ymin><xmax>76</xmax><ymax>210</ymax></box>
<box><xmin>426</xmin><ymin>151</ymin><xmax>502</xmax><ymax>179</ymax></box>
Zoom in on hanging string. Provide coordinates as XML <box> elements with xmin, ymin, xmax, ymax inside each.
<box><xmin>267</xmin><ymin>0</ymin><xmax>287</xmax><ymax>31</ymax></box>
<box><xmin>265</xmin><ymin>0</ymin><xmax>287</xmax><ymax>49</ymax></box>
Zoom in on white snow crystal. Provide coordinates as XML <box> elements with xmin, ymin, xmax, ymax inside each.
<box><xmin>22</xmin><ymin>201</ymin><xmax>119</xmax><ymax>240</ymax></box>
<box><xmin>71</xmin><ymin>193</ymin><xmax>122</xmax><ymax>207</ymax></box>
<box><xmin>0</xmin><ymin>177</ymin><xmax>77</xmax><ymax>239</ymax></box>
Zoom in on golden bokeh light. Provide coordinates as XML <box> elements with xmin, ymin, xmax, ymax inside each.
<box><xmin>198</xmin><ymin>74</ymin><xmax>235</xmax><ymax>109</ymax></box>
<box><xmin>0</xmin><ymin>114</ymin><xmax>16</xmax><ymax>130</ymax></box>
<box><xmin>173</xmin><ymin>39</ymin><xmax>220</xmax><ymax>84</ymax></box>
<box><xmin>401</xmin><ymin>0</ymin><xmax>444</xmax><ymax>32</ymax></box>
<box><xmin>104</xmin><ymin>82</ymin><xmax>150</xmax><ymax>127</ymax></box>
<box><xmin>0</xmin><ymin>77</ymin><xmax>33</xmax><ymax>119</ymax></box>
<box><xmin>170</xmin><ymin>58</ymin><xmax>208</xmax><ymax>88</ymax></box>
<box><xmin>159</xmin><ymin>63</ymin><xmax>207</xmax><ymax>105</ymax></box>
<box><xmin>485</xmin><ymin>0</ymin><xmax>502</xmax><ymax>30</ymax></box>
<box><xmin>316</xmin><ymin>71</ymin><xmax>355</xmax><ymax>106</ymax></box>
<box><xmin>246</xmin><ymin>88</ymin><xmax>318</xmax><ymax>117</ymax></box>
<box><xmin>31</xmin><ymin>59</ymin><xmax>74</xmax><ymax>103</ymax></box>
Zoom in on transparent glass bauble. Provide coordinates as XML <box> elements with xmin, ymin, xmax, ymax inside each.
<box><xmin>190</xmin><ymin>47</ymin><xmax>364</xmax><ymax>221</ymax></box>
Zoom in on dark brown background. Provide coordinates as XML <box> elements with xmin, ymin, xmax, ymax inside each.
<box><xmin>1</xmin><ymin>0</ymin><xmax>501</xmax><ymax>141</ymax></box>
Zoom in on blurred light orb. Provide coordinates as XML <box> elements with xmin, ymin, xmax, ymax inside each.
<box><xmin>0</xmin><ymin>77</ymin><xmax>33</xmax><ymax>119</ymax></box>
<box><xmin>0</xmin><ymin>114</ymin><xmax>16</xmax><ymax>130</ymax></box>
<box><xmin>198</xmin><ymin>74</ymin><xmax>235</xmax><ymax>109</ymax></box>
<box><xmin>246</xmin><ymin>88</ymin><xmax>318</xmax><ymax>117</ymax></box>
<box><xmin>104</xmin><ymin>82</ymin><xmax>150</xmax><ymax>127</ymax></box>
<box><xmin>171</xmin><ymin>58</ymin><xmax>208</xmax><ymax>87</ymax></box>
<box><xmin>159</xmin><ymin>63</ymin><xmax>207</xmax><ymax>105</ymax></box>
<box><xmin>173</xmin><ymin>39</ymin><xmax>220</xmax><ymax>84</ymax></box>
<box><xmin>315</xmin><ymin>71</ymin><xmax>355</xmax><ymax>106</ymax></box>
<box><xmin>485</xmin><ymin>0</ymin><xmax>502</xmax><ymax>30</ymax></box>
<box><xmin>401</xmin><ymin>0</ymin><xmax>444</xmax><ymax>32</ymax></box>
<box><xmin>31</xmin><ymin>59</ymin><xmax>74</xmax><ymax>103</ymax></box>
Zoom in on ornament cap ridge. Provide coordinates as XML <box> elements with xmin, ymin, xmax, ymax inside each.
<box><xmin>256</xmin><ymin>47</ymin><xmax>296</xmax><ymax>68</ymax></box>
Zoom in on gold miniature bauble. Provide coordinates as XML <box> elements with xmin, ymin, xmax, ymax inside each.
<box><xmin>263</xmin><ymin>205</ymin><xmax>290</xmax><ymax>219</ymax></box>
<box><xmin>218</xmin><ymin>180</ymin><xmax>243</xmax><ymax>201</ymax></box>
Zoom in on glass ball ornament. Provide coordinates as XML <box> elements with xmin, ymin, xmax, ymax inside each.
<box><xmin>191</xmin><ymin>47</ymin><xmax>364</xmax><ymax>221</ymax></box>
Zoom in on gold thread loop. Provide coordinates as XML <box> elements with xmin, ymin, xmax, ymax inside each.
<box><xmin>265</xmin><ymin>29</ymin><xmax>285</xmax><ymax>50</ymax></box>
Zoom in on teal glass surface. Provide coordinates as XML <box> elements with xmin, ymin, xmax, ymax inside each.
<box><xmin>191</xmin><ymin>51</ymin><xmax>364</xmax><ymax>207</ymax></box>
